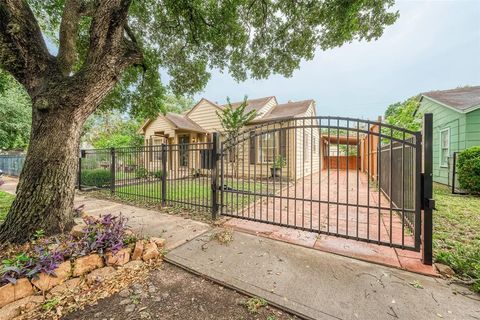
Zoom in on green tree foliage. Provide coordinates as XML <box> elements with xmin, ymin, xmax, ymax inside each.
<box><xmin>0</xmin><ymin>0</ymin><xmax>400</xmax><ymax>242</ymax></box>
<box><xmin>162</xmin><ymin>95</ymin><xmax>195</xmax><ymax>114</ymax></box>
<box><xmin>0</xmin><ymin>71</ymin><xmax>31</xmax><ymax>150</ymax></box>
<box><xmin>217</xmin><ymin>96</ymin><xmax>257</xmax><ymax>175</ymax></box>
<box><xmin>384</xmin><ymin>96</ymin><xmax>422</xmax><ymax>135</ymax></box>
<box><xmin>217</xmin><ymin>97</ymin><xmax>257</xmax><ymax>141</ymax></box>
<box><xmin>82</xmin><ymin>110</ymin><xmax>143</xmax><ymax>149</ymax></box>
<box><xmin>457</xmin><ymin>146</ymin><xmax>480</xmax><ymax>194</ymax></box>
<box><xmin>28</xmin><ymin>0</ymin><xmax>399</xmax><ymax>119</ymax></box>
<box><xmin>82</xmin><ymin>94</ymin><xmax>193</xmax><ymax>149</ymax></box>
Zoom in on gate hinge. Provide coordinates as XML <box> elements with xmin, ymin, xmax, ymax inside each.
<box><xmin>424</xmin><ymin>198</ymin><xmax>436</xmax><ymax>210</ymax></box>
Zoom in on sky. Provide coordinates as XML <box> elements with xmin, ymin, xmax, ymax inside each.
<box><xmin>193</xmin><ymin>0</ymin><xmax>480</xmax><ymax>119</ymax></box>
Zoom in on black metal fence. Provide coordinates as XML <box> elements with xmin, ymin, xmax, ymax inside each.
<box><xmin>450</xmin><ymin>152</ymin><xmax>466</xmax><ymax>194</ymax></box>
<box><xmin>75</xmin><ymin>115</ymin><xmax>433</xmax><ymax>263</ymax></box>
<box><xmin>219</xmin><ymin>116</ymin><xmax>423</xmax><ymax>252</ymax></box>
<box><xmin>0</xmin><ymin>155</ymin><xmax>25</xmax><ymax>176</ymax></box>
<box><xmin>379</xmin><ymin>137</ymin><xmax>416</xmax><ymax>228</ymax></box>
<box><xmin>78</xmin><ymin>142</ymin><xmax>215</xmax><ymax>212</ymax></box>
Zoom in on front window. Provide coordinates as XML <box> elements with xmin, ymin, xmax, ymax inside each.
<box><xmin>258</xmin><ymin>132</ymin><xmax>277</xmax><ymax>163</ymax></box>
<box><xmin>440</xmin><ymin>128</ymin><xmax>450</xmax><ymax>167</ymax></box>
<box><xmin>179</xmin><ymin>135</ymin><xmax>189</xmax><ymax>167</ymax></box>
<box><xmin>151</xmin><ymin>137</ymin><xmax>164</xmax><ymax>161</ymax></box>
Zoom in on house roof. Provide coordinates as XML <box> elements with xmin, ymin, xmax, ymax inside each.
<box><xmin>164</xmin><ymin>113</ymin><xmax>206</xmax><ymax>132</ymax></box>
<box><xmin>421</xmin><ymin>86</ymin><xmax>480</xmax><ymax>113</ymax></box>
<box><xmin>137</xmin><ymin>112</ymin><xmax>206</xmax><ymax>135</ymax></box>
<box><xmin>139</xmin><ymin>96</ymin><xmax>315</xmax><ymax>135</ymax></box>
<box><xmin>250</xmin><ymin>100</ymin><xmax>314</xmax><ymax>123</ymax></box>
<box><xmin>222</xmin><ymin>96</ymin><xmax>276</xmax><ymax>114</ymax></box>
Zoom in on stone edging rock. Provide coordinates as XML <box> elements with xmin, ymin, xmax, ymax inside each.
<box><xmin>0</xmin><ymin>237</ymin><xmax>164</xmax><ymax>320</ymax></box>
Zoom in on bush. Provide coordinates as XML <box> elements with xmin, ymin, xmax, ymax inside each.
<box><xmin>81</xmin><ymin>169</ymin><xmax>111</xmax><ymax>187</ymax></box>
<box><xmin>152</xmin><ymin>170</ymin><xmax>163</xmax><ymax>179</ymax></box>
<box><xmin>457</xmin><ymin>146</ymin><xmax>480</xmax><ymax>194</ymax></box>
<box><xmin>135</xmin><ymin>167</ymin><xmax>148</xmax><ymax>179</ymax></box>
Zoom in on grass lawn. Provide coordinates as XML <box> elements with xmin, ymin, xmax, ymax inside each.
<box><xmin>433</xmin><ymin>183</ymin><xmax>480</xmax><ymax>292</ymax></box>
<box><xmin>0</xmin><ymin>190</ymin><xmax>15</xmax><ymax>221</ymax></box>
<box><xmin>114</xmin><ymin>179</ymin><xmax>271</xmax><ymax>210</ymax></box>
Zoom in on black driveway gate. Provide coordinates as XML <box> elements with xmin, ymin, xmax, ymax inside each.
<box><xmin>214</xmin><ymin>115</ymin><xmax>434</xmax><ymax>264</ymax></box>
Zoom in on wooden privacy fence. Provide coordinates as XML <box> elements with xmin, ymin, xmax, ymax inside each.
<box><xmin>324</xmin><ymin>155</ymin><xmax>360</xmax><ymax>170</ymax></box>
<box><xmin>0</xmin><ymin>155</ymin><xmax>25</xmax><ymax>176</ymax></box>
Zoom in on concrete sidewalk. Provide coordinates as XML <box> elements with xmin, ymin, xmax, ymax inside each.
<box><xmin>3</xmin><ymin>177</ymin><xmax>479</xmax><ymax>319</ymax></box>
<box><xmin>0</xmin><ymin>176</ymin><xmax>17</xmax><ymax>195</ymax></box>
<box><xmin>166</xmin><ymin>230</ymin><xmax>480</xmax><ymax>320</ymax></box>
<box><xmin>0</xmin><ymin>177</ymin><xmax>211</xmax><ymax>250</ymax></box>
<box><xmin>74</xmin><ymin>194</ymin><xmax>211</xmax><ymax>250</ymax></box>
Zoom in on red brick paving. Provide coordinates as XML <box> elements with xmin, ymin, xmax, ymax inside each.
<box><xmin>224</xmin><ymin>170</ymin><xmax>438</xmax><ymax>276</ymax></box>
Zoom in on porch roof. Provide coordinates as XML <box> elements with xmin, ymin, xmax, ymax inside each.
<box><xmin>165</xmin><ymin>113</ymin><xmax>207</xmax><ymax>133</ymax></box>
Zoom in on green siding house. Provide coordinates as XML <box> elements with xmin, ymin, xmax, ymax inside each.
<box><xmin>416</xmin><ymin>86</ymin><xmax>480</xmax><ymax>185</ymax></box>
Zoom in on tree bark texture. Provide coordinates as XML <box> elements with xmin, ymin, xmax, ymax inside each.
<box><xmin>0</xmin><ymin>101</ymin><xmax>84</xmax><ymax>242</ymax></box>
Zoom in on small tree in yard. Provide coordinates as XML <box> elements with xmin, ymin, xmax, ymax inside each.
<box><xmin>0</xmin><ymin>0</ymin><xmax>398</xmax><ymax>242</ymax></box>
<box><xmin>217</xmin><ymin>97</ymin><xmax>256</xmax><ymax>177</ymax></box>
<box><xmin>457</xmin><ymin>146</ymin><xmax>480</xmax><ymax>195</ymax></box>
<box><xmin>217</xmin><ymin>97</ymin><xmax>257</xmax><ymax>142</ymax></box>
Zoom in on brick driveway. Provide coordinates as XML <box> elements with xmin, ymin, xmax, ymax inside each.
<box><xmin>233</xmin><ymin>169</ymin><xmax>415</xmax><ymax>249</ymax></box>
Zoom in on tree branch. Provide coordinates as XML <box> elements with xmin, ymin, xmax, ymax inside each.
<box><xmin>0</xmin><ymin>0</ymin><xmax>53</xmax><ymax>93</ymax></box>
<box><xmin>57</xmin><ymin>0</ymin><xmax>84</xmax><ymax>75</ymax></box>
<box><xmin>73</xmin><ymin>0</ymin><xmax>144</xmax><ymax>114</ymax></box>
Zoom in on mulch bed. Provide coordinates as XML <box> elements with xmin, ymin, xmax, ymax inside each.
<box><xmin>62</xmin><ymin>263</ymin><xmax>298</xmax><ymax>320</ymax></box>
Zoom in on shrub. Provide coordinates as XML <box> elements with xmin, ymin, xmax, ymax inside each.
<box><xmin>457</xmin><ymin>146</ymin><xmax>480</xmax><ymax>194</ymax></box>
<box><xmin>152</xmin><ymin>170</ymin><xmax>163</xmax><ymax>179</ymax></box>
<box><xmin>135</xmin><ymin>167</ymin><xmax>148</xmax><ymax>179</ymax></box>
<box><xmin>81</xmin><ymin>169</ymin><xmax>111</xmax><ymax>187</ymax></box>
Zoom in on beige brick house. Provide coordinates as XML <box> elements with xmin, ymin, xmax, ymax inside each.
<box><xmin>137</xmin><ymin>96</ymin><xmax>320</xmax><ymax>179</ymax></box>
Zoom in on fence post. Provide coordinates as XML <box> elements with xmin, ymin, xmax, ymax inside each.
<box><xmin>211</xmin><ymin>132</ymin><xmax>220</xmax><ymax>219</ymax></box>
<box><xmin>110</xmin><ymin>147</ymin><xmax>116</xmax><ymax>195</ymax></box>
<box><xmin>161</xmin><ymin>144</ymin><xmax>167</xmax><ymax>206</ymax></box>
<box><xmin>451</xmin><ymin>152</ymin><xmax>457</xmax><ymax>194</ymax></box>
<box><xmin>78</xmin><ymin>150</ymin><xmax>83</xmax><ymax>191</ymax></box>
<box><xmin>422</xmin><ymin>113</ymin><xmax>434</xmax><ymax>265</ymax></box>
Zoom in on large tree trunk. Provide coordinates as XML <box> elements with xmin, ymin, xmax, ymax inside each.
<box><xmin>0</xmin><ymin>0</ymin><xmax>142</xmax><ymax>244</ymax></box>
<box><xmin>0</xmin><ymin>97</ymin><xmax>87</xmax><ymax>243</ymax></box>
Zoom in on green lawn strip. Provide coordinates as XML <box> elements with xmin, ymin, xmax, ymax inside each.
<box><xmin>433</xmin><ymin>183</ymin><xmax>480</xmax><ymax>292</ymax></box>
<box><xmin>114</xmin><ymin>179</ymin><xmax>271</xmax><ymax>208</ymax></box>
<box><xmin>0</xmin><ymin>191</ymin><xmax>15</xmax><ymax>221</ymax></box>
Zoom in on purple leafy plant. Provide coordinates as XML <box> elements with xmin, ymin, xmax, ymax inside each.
<box><xmin>0</xmin><ymin>247</ymin><xmax>65</xmax><ymax>286</ymax></box>
<box><xmin>72</xmin><ymin>214</ymin><xmax>127</xmax><ymax>257</ymax></box>
<box><xmin>0</xmin><ymin>253</ymin><xmax>35</xmax><ymax>285</ymax></box>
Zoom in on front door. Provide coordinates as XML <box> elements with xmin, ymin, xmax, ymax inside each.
<box><xmin>179</xmin><ymin>135</ymin><xmax>189</xmax><ymax>167</ymax></box>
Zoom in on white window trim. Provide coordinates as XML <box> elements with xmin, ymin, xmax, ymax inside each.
<box><xmin>439</xmin><ymin>127</ymin><xmax>450</xmax><ymax>168</ymax></box>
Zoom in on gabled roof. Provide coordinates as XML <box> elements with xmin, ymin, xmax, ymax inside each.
<box><xmin>420</xmin><ymin>86</ymin><xmax>480</xmax><ymax>113</ymax></box>
<box><xmin>139</xmin><ymin>96</ymin><xmax>315</xmax><ymax>135</ymax></box>
<box><xmin>221</xmin><ymin>96</ymin><xmax>277</xmax><ymax>114</ymax></box>
<box><xmin>164</xmin><ymin>113</ymin><xmax>206</xmax><ymax>132</ymax></box>
<box><xmin>137</xmin><ymin>112</ymin><xmax>206</xmax><ymax>135</ymax></box>
<box><xmin>250</xmin><ymin>100</ymin><xmax>314</xmax><ymax>123</ymax></box>
<box><xmin>185</xmin><ymin>98</ymin><xmax>223</xmax><ymax>117</ymax></box>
